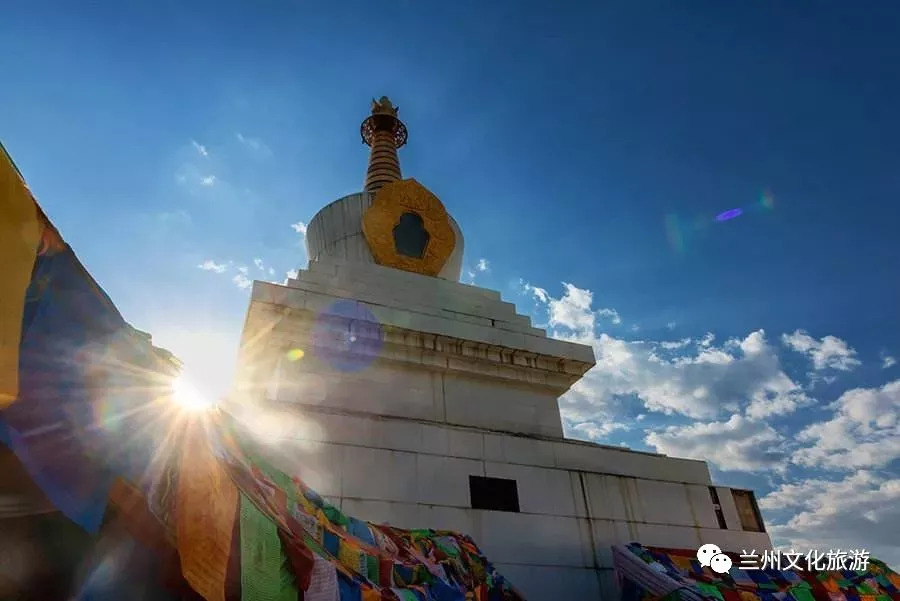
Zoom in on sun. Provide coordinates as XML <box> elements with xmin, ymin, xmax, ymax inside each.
<box><xmin>170</xmin><ymin>373</ymin><xmax>214</xmax><ymax>412</ymax></box>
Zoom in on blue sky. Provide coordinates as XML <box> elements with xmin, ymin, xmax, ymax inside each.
<box><xmin>3</xmin><ymin>1</ymin><xmax>899</xmax><ymax>565</ymax></box>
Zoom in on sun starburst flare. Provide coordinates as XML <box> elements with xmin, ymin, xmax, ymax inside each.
<box><xmin>169</xmin><ymin>373</ymin><xmax>214</xmax><ymax>412</ymax></box>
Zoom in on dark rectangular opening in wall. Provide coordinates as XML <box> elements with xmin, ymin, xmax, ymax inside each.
<box><xmin>732</xmin><ymin>489</ymin><xmax>765</xmax><ymax>533</ymax></box>
<box><xmin>469</xmin><ymin>475</ymin><xmax>520</xmax><ymax>512</ymax></box>
<box><xmin>708</xmin><ymin>486</ymin><xmax>728</xmax><ymax>529</ymax></box>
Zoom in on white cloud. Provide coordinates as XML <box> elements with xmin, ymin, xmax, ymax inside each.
<box><xmin>881</xmin><ymin>352</ymin><xmax>896</xmax><ymax>370</ymax></box>
<box><xmin>569</xmin><ymin>420</ymin><xmax>627</xmax><ymax>441</ymax></box>
<box><xmin>462</xmin><ymin>259</ymin><xmax>493</xmax><ymax>284</ymax></box>
<box><xmin>782</xmin><ymin>329</ymin><xmax>860</xmax><ymax>371</ymax></box>
<box><xmin>191</xmin><ymin>140</ymin><xmax>208</xmax><ymax>157</ymax></box>
<box><xmin>522</xmin><ymin>281</ymin><xmax>549</xmax><ymax>303</ymax></box>
<box><xmin>793</xmin><ymin>379</ymin><xmax>900</xmax><ymax>471</ymax></box>
<box><xmin>291</xmin><ymin>221</ymin><xmax>308</xmax><ymax>235</ymax></box>
<box><xmin>760</xmin><ymin>472</ymin><xmax>900</xmax><ymax>568</ymax></box>
<box><xmin>197</xmin><ymin>260</ymin><xmax>228</xmax><ymax>273</ymax></box>
<box><xmin>538</xmin><ymin>282</ymin><xmax>621</xmax><ymax>332</ymax></box>
<box><xmin>232</xmin><ymin>273</ymin><xmax>252</xmax><ymax>290</ymax></box>
<box><xmin>197</xmin><ymin>259</ymin><xmax>255</xmax><ymax>291</ymax></box>
<box><xmin>200</xmin><ymin>175</ymin><xmax>216</xmax><ymax>186</ymax></box>
<box><xmin>659</xmin><ymin>338</ymin><xmax>692</xmax><ymax>350</ymax></box>
<box><xmin>666</xmin><ymin>321</ymin><xmax>677</xmax><ymax>330</ymax></box>
<box><xmin>597</xmin><ymin>308</ymin><xmax>622</xmax><ymax>325</ymax></box>
<box><xmin>268</xmin><ymin>267</ymin><xmax>275</xmax><ymax>276</ymax></box>
<box><xmin>571</xmin><ymin>328</ymin><xmax>805</xmax><ymax>421</ymax></box>
<box><xmin>547</xmin><ymin>283</ymin><xmax>596</xmax><ymax>336</ymax></box>
<box><xmin>513</xmin><ymin>275</ymin><xmax>896</xmax><ymax>561</ymax></box>
<box><xmin>646</xmin><ymin>414</ymin><xmax>787</xmax><ymax>471</ymax></box>
<box><xmin>528</xmin><ymin>283</ymin><xmax>809</xmax><ymax>426</ymax></box>
<box><xmin>254</xmin><ymin>258</ymin><xmax>266</xmax><ymax>272</ymax></box>
<box><xmin>236</xmin><ymin>133</ymin><xmax>271</xmax><ymax>155</ymax></box>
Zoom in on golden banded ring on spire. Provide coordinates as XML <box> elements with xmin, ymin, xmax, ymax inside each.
<box><xmin>360</xmin><ymin>96</ymin><xmax>408</xmax><ymax>148</ymax></box>
<box><xmin>361</xmin><ymin>96</ymin><xmax>407</xmax><ymax>194</ymax></box>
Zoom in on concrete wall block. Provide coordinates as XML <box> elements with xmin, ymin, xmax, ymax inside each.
<box><xmin>332</xmin><ymin>260</ymin><xmax>501</xmax><ymax>304</ymax></box>
<box><xmin>416</xmin><ymin>455</ymin><xmax>484</xmax><ymax>507</ymax></box>
<box><xmin>634</xmin><ymin>522</ymin><xmax>703</xmax><ymax>550</ymax></box>
<box><xmin>582</xmin><ymin>473</ymin><xmax>630</xmax><ymax>522</ymax></box>
<box><xmin>448</xmin><ymin>428</ymin><xmax>485</xmax><ymax>459</ymax></box>
<box><xmin>443</xmin><ymin>377</ymin><xmax>564</xmax><ymax>437</ymax></box>
<box><xmin>419</xmin><ymin>505</ymin><xmax>477</xmax><ymax>537</ymax></box>
<box><xmin>523</xmin><ymin>333</ymin><xmax>596</xmax><ymax>365</ymax></box>
<box><xmin>266</xmin><ymin>441</ymin><xmax>344</xmax><ymax>498</ymax></box>
<box><xmin>304</xmin><ymin>260</ymin><xmax>338</xmax><ymax>277</ymax></box>
<box><xmin>445</xmin><ymin>356</ymin><xmax>502</xmax><ymax>379</ymax></box>
<box><xmin>553</xmin><ymin>441</ymin><xmax>712</xmax><ymax>485</ymax></box>
<box><xmin>483</xmin><ymin>434</ymin><xmax>557</xmax><ymax>468</ymax></box>
<box><xmin>484</xmin><ymin>462</ymin><xmax>578</xmax><ymax>517</ymax></box>
<box><xmin>314</xmin><ymin>412</ymin><xmax>380</xmax><ymax>448</ymax></box>
<box><xmin>635</xmin><ymin>480</ymin><xmax>697</xmax><ymax>527</ymax></box>
<box><xmin>438</xmin><ymin>309</ymin><xmax>495</xmax><ymax>327</ymax></box>
<box><xmin>590</xmin><ymin>518</ymin><xmax>636</xmax><ymax>567</ymax></box>
<box><xmin>475</xmin><ymin>512</ymin><xmax>594</xmax><ymax>568</ymax></box>
<box><xmin>569</xmin><ymin>472</ymin><xmax>589</xmax><ymax>518</ymax></box>
<box><xmin>686</xmin><ymin>484</ymin><xmax>721</xmax><ymax>530</ymax></box>
<box><xmin>377</xmin><ymin>419</ymin><xmax>450</xmax><ymax>456</ymax></box>
<box><xmin>695</xmin><ymin>528</ymin><xmax>773</xmax><ymax>553</ymax></box>
<box><xmin>255</xmin><ymin>286</ymin><xmax>595</xmax><ymax>368</ymax></box>
<box><xmin>275</xmin><ymin>360</ymin><xmax>442</xmax><ymax>422</ymax></box>
<box><xmin>252</xmin><ymin>285</ymin><xmax>308</xmax><ymax>313</ymax></box>
<box><xmin>341</xmin><ymin>446</ymin><xmax>418</xmax><ymax>503</ymax></box>
<box><xmin>493</xmin><ymin>564</ymin><xmax>602</xmax><ymax>601</ymax></box>
<box><xmin>339</xmin><ymin>498</ymin><xmax>423</xmax><ymax>531</ymax></box>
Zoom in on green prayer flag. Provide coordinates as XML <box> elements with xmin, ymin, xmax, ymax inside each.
<box><xmin>240</xmin><ymin>493</ymin><xmax>298</xmax><ymax>601</ymax></box>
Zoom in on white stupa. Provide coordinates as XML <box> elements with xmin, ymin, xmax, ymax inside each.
<box><xmin>231</xmin><ymin>97</ymin><xmax>772</xmax><ymax>600</ymax></box>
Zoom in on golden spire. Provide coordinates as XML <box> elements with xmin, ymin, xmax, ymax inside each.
<box><xmin>360</xmin><ymin>96</ymin><xmax>408</xmax><ymax>195</ymax></box>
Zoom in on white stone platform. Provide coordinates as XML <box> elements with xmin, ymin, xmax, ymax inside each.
<box><xmin>231</xmin><ymin>257</ymin><xmax>773</xmax><ymax>600</ymax></box>
<box><xmin>237</xmin><ymin>256</ymin><xmax>595</xmax><ymax>438</ymax></box>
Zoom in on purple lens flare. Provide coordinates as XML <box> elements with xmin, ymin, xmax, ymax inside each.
<box><xmin>715</xmin><ymin>208</ymin><xmax>743</xmax><ymax>222</ymax></box>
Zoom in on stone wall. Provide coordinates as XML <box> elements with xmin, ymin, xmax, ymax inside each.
<box><xmin>230</xmin><ymin>262</ymin><xmax>773</xmax><ymax>600</ymax></box>
<box><xmin>223</xmin><ymin>403</ymin><xmax>773</xmax><ymax>601</ymax></box>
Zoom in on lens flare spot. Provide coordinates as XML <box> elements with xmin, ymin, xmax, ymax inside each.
<box><xmin>760</xmin><ymin>189</ymin><xmax>775</xmax><ymax>210</ymax></box>
<box><xmin>93</xmin><ymin>397</ymin><xmax>123</xmax><ymax>432</ymax></box>
<box><xmin>170</xmin><ymin>374</ymin><xmax>213</xmax><ymax>412</ymax></box>
<box><xmin>311</xmin><ymin>300</ymin><xmax>384</xmax><ymax>372</ymax></box>
<box><xmin>665</xmin><ymin>214</ymin><xmax>685</xmax><ymax>253</ymax></box>
<box><xmin>286</xmin><ymin>348</ymin><xmax>305</xmax><ymax>361</ymax></box>
<box><xmin>715</xmin><ymin>208</ymin><xmax>743</xmax><ymax>222</ymax></box>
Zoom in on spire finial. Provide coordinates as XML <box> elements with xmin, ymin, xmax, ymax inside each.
<box><xmin>370</xmin><ymin>96</ymin><xmax>399</xmax><ymax>117</ymax></box>
<box><xmin>361</xmin><ymin>96</ymin><xmax>407</xmax><ymax>195</ymax></box>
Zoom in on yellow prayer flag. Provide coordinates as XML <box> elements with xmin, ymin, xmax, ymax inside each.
<box><xmin>0</xmin><ymin>142</ymin><xmax>42</xmax><ymax>408</ymax></box>
<box><xmin>338</xmin><ymin>539</ymin><xmax>366</xmax><ymax>575</ymax></box>
<box><xmin>361</xmin><ymin>588</ymin><xmax>381</xmax><ymax>601</ymax></box>
<box><xmin>176</xmin><ymin>420</ymin><xmax>239</xmax><ymax>601</ymax></box>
